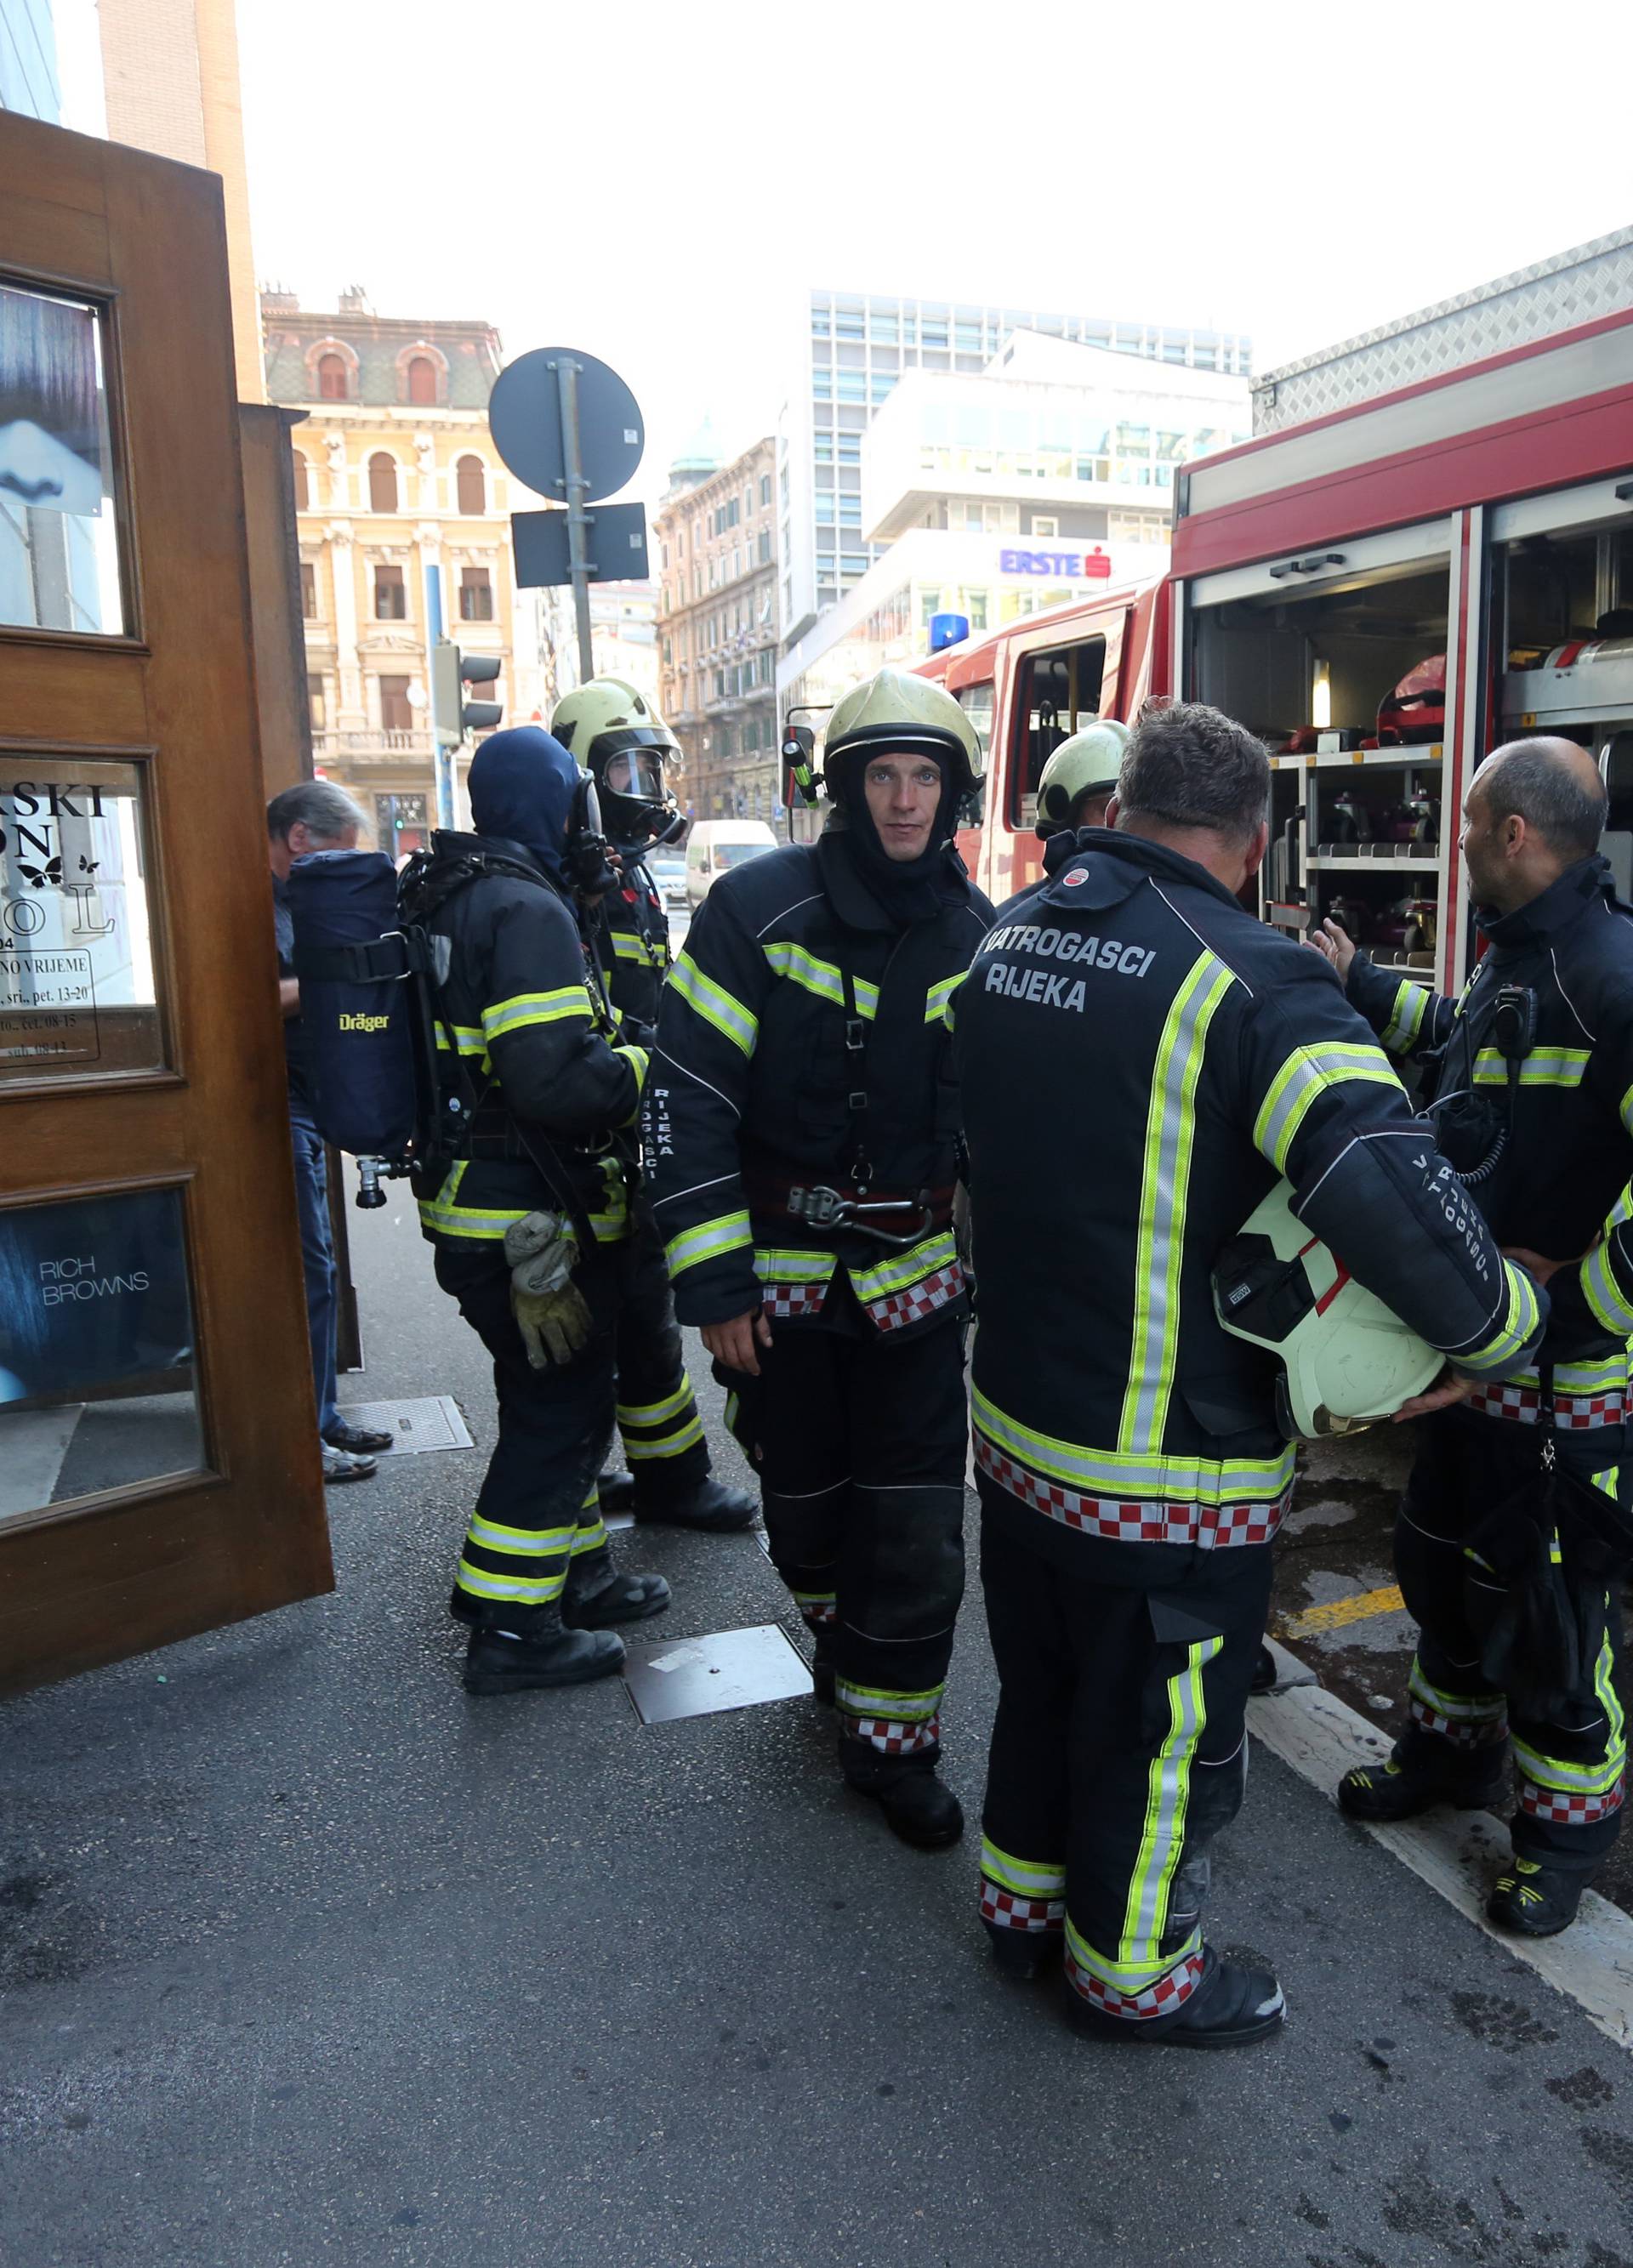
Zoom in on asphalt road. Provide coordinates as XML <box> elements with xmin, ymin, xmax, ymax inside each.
<box><xmin>3</xmin><ymin>1190</ymin><xmax>1632</xmax><ymax>2268</ymax></box>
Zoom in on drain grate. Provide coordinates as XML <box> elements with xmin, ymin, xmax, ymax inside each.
<box><xmin>336</xmin><ymin>1396</ymin><xmax>474</xmax><ymax>1454</ymax></box>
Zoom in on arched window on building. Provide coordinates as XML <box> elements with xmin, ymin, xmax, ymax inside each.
<box><xmin>406</xmin><ymin>355</ymin><xmax>438</xmax><ymax>406</ymax></box>
<box><xmin>368</xmin><ymin>452</ymin><xmax>399</xmax><ymax>513</ymax></box>
<box><xmin>456</xmin><ymin>455</ymin><xmax>486</xmax><ymax>515</ymax></box>
<box><xmin>317</xmin><ymin>352</ymin><xmax>349</xmax><ymax>401</ymax></box>
<box><xmin>291</xmin><ymin>450</ymin><xmax>310</xmax><ymax>510</ymax></box>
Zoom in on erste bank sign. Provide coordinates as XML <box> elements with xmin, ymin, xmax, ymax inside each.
<box><xmin>999</xmin><ymin>545</ymin><xmax>1113</xmax><ymax>581</ymax></box>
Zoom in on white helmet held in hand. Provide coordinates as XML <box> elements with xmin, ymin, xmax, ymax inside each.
<box><xmin>1214</xmin><ymin>1179</ymin><xmax>1442</xmax><ymax>1441</ymax></box>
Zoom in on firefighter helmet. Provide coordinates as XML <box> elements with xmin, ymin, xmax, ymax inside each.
<box><xmin>1213</xmin><ymin>1179</ymin><xmax>1442</xmax><ymax>1441</ymax></box>
<box><xmin>1035</xmin><ymin>717</ymin><xmax>1130</xmax><ymax>838</ymax></box>
<box><xmin>550</xmin><ymin>676</ymin><xmax>681</xmax><ymax>844</ymax></box>
<box><xmin>822</xmin><ymin>668</ymin><xmax>984</xmax><ymax>801</ymax></box>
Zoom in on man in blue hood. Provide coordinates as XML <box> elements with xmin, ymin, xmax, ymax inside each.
<box><xmin>408</xmin><ymin>726</ymin><xmax>678</xmax><ymax>1693</ymax></box>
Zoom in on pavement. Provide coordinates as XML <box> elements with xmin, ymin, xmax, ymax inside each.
<box><xmin>4</xmin><ymin>1188</ymin><xmax>1633</xmax><ymax>2268</ymax></box>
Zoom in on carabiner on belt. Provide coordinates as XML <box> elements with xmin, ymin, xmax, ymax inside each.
<box><xmin>786</xmin><ymin>1184</ymin><xmax>933</xmax><ymax>1250</ymax></box>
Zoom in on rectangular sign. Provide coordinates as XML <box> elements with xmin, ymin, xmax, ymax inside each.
<box><xmin>999</xmin><ymin>545</ymin><xmax>1113</xmax><ymax>580</ymax></box>
<box><xmin>512</xmin><ymin>501</ymin><xmax>649</xmax><ymax>588</ymax></box>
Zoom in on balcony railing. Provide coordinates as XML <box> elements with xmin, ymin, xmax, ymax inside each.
<box><xmin>311</xmin><ymin>730</ymin><xmax>435</xmax><ymax>764</ymax></box>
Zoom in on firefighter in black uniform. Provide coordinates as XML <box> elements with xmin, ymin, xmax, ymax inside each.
<box><xmin>648</xmin><ymin>669</ymin><xmax>993</xmax><ymax>1847</ymax></box>
<box><xmin>552</xmin><ymin>676</ymin><xmax>756</xmax><ymax>1537</ymax></box>
<box><xmin>993</xmin><ymin>716</ymin><xmax>1129</xmax><ymax>924</ymax></box>
<box><xmin>411</xmin><ymin>725</ymin><xmax>671</xmax><ymax>1696</ymax></box>
<box><xmin>1317</xmin><ymin>736</ymin><xmax>1633</xmax><ymax>1937</ymax></box>
<box><xmin>955</xmin><ymin>702</ymin><xmax>1548</xmax><ymax>2046</ymax></box>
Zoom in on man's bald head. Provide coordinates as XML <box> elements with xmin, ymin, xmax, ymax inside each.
<box><xmin>1461</xmin><ymin>736</ymin><xmax>1606</xmax><ymax>914</ymax></box>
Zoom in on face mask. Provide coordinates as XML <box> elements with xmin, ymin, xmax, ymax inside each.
<box><xmin>562</xmin><ymin>770</ymin><xmax>617</xmax><ymax>896</ymax></box>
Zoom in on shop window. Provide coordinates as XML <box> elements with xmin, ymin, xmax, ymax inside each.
<box><xmin>299</xmin><ymin>561</ymin><xmax>316</xmax><ymax>619</ymax></box>
<box><xmin>458</xmin><ymin>566</ymin><xmax>493</xmax><ymax>622</ymax></box>
<box><xmin>378</xmin><ymin>675</ymin><xmax>413</xmax><ymax>732</ymax></box>
<box><xmin>1010</xmin><ymin>634</ymin><xmax>1107</xmax><ymax>826</ymax></box>
<box><xmin>405</xmin><ymin>355</ymin><xmax>438</xmax><ymax>406</ymax></box>
<box><xmin>317</xmin><ymin>352</ymin><xmax>349</xmax><ymax>401</ymax></box>
<box><xmin>373</xmin><ymin>564</ymin><xmax>406</xmax><ymax>620</ymax></box>
<box><xmin>368</xmin><ymin>452</ymin><xmax>399</xmax><ymax>512</ymax></box>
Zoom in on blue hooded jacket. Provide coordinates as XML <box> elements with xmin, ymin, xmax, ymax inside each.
<box><xmin>467</xmin><ymin>726</ymin><xmax>581</xmax><ymax>878</ymax></box>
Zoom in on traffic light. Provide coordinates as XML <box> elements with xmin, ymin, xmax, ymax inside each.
<box><xmin>431</xmin><ymin>640</ymin><xmax>504</xmax><ymax>743</ymax></box>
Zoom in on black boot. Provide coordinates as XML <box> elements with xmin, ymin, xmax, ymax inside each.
<box><xmin>985</xmin><ymin>1924</ymin><xmax>1064</xmax><ymax>1981</ymax></box>
<box><xmin>633</xmin><ymin>1477</ymin><xmax>759</xmax><ymax>1533</ymax></box>
<box><xmin>563</xmin><ymin>1548</ymin><xmax>671</xmax><ymax>1629</ymax></box>
<box><xmin>462</xmin><ymin>1611</ymin><xmax>625</xmax><ymax>1694</ymax></box>
<box><xmin>1249</xmin><ymin>1644</ymin><xmax>1277</xmax><ymax>1696</ymax></box>
<box><xmin>811</xmin><ymin>1634</ymin><xmax>835</xmax><ymax>1707</ymax></box>
<box><xmin>596</xmin><ymin>1467</ymin><xmax>636</xmax><ymax>1514</ymax></box>
<box><xmin>1338</xmin><ymin>1726</ymin><xmax>1507</xmax><ymax>1822</ymax></box>
<box><xmin>1065</xmin><ymin>1947</ymin><xmax>1285</xmax><ymax>2050</ymax></box>
<box><xmin>839</xmin><ymin>1737</ymin><xmax>963</xmax><ymax>1850</ymax></box>
<box><xmin>1488</xmin><ymin>1856</ymin><xmax>1590</xmax><ymax>1937</ymax></box>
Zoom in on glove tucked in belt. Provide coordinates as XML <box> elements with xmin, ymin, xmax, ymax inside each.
<box><xmin>503</xmin><ymin>1210</ymin><xmax>593</xmax><ymax>1367</ymax></box>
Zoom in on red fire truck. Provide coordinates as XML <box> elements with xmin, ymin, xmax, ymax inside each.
<box><xmin>914</xmin><ymin>301</ymin><xmax>1633</xmax><ymax>992</ymax></box>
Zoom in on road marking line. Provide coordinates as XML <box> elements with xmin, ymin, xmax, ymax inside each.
<box><xmin>1250</xmin><ymin>1639</ymin><xmax>1633</xmax><ymax>2053</ymax></box>
<box><xmin>1279</xmin><ymin>1583</ymin><xmax>1406</xmax><ymax>1640</ymax></box>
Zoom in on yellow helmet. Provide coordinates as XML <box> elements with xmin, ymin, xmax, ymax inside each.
<box><xmin>1035</xmin><ymin>717</ymin><xmax>1130</xmax><ymax>838</ymax></box>
<box><xmin>823</xmin><ymin>668</ymin><xmax>984</xmax><ymax>800</ymax></box>
<box><xmin>550</xmin><ymin>676</ymin><xmax>681</xmax><ymax>844</ymax></box>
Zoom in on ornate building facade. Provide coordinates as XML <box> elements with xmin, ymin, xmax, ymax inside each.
<box><xmin>263</xmin><ymin>288</ymin><xmax>546</xmax><ymax>854</ymax></box>
<box><xmin>653</xmin><ymin>433</ymin><xmax>780</xmax><ymax>823</ymax></box>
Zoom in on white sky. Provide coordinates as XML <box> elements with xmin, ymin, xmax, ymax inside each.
<box><xmin>233</xmin><ymin>0</ymin><xmax>1633</xmax><ymax>509</ymax></box>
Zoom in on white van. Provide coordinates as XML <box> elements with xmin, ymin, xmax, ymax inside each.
<box><xmin>684</xmin><ymin>820</ymin><xmax>778</xmax><ymax>908</ymax></box>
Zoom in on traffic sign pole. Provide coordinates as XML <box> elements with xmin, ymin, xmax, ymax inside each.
<box><xmin>556</xmin><ymin>355</ymin><xmax>596</xmax><ymax>685</ymax></box>
<box><xmin>424</xmin><ymin>561</ymin><xmax>456</xmax><ymax>831</ymax></box>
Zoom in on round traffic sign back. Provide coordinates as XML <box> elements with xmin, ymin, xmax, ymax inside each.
<box><xmin>487</xmin><ymin>347</ymin><xmax>645</xmax><ymax>504</ymax></box>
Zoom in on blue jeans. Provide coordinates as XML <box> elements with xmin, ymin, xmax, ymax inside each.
<box><xmin>289</xmin><ymin>1109</ymin><xmax>340</xmax><ymax>1437</ymax></box>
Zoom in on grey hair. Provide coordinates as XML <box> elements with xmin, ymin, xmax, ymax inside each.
<box><xmin>1116</xmin><ymin>701</ymin><xmax>1269</xmax><ymax>846</ymax></box>
<box><xmin>266</xmin><ymin>779</ymin><xmax>370</xmax><ymax>845</ymax></box>
<box><xmin>1480</xmin><ymin>742</ymin><xmax>1606</xmax><ymax>860</ymax></box>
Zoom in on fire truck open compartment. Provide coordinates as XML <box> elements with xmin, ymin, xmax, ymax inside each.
<box><xmin>1188</xmin><ymin>539</ymin><xmax>1451</xmax><ymax>976</ymax></box>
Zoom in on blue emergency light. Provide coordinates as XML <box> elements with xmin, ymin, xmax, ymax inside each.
<box><xmin>928</xmin><ymin>612</ymin><xmax>969</xmax><ymax>653</ymax></box>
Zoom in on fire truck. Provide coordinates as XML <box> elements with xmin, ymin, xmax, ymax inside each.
<box><xmin>909</xmin><ymin>298</ymin><xmax>1633</xmax><ymax>992</ymax></box>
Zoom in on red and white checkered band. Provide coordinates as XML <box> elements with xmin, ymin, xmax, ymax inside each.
<box><xmin>1065</xmin><ymin>1946</ymin><xmax>1206</xmax><ymax>2021</ymax></box>
<box><xmin>840</xmin><ymin>1710</ymin><xmax>940</xmax><ymax>1757</ymax></box>
<box><xmin>1465</xmin><ymin>1379</ymin><xmax>1626</xmax><ymax>1430</ymax></box>
<box><xmin>761</xmin><ymin>1282</ymin><xmax>830</xmax><ymax>1319</ymax></box>
<box><xmin>980</xmin><ymin>1881</ymin><xmax>1065</xmax><ymax>1933</ymax></box>
<box><xmin>974</xmin><ymin>1435</ymin><xmax>1287</xmax><ymax>1549</ymax></box>
<box><xmin>797</xmin><ymin>1599</ymin><xmax>838</xmax><ymax>1628</ymax></box>
<box><xmin>1408</xmin><ymin>1696</ymin><xmax>1509</xmax><ymax>1747</ymax></box>
<box><xmin>865</xmin><ymin>1262</ymin><xmax>966</xmax><ymax>1334</ymax></box>
<box><xmin>1518</xmin><ymin>1775</ymin><xmax>1624</xmax><ymax>1824</ymax></box>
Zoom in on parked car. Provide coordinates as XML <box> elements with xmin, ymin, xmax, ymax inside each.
<box><xmin>684</xmin><ymin>821</ymin><xmax>778</xmax><ymax>908</ymax></box>
<box><xmin>645</xmin><ymin>852</ymin><xmax>688</xmax><ymax>913</ymax></box>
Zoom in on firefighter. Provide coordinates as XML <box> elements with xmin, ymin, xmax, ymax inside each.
<box><xmin>954</xmin><ymin>702</ymin><xmax>1547</xmax><ymax>2046</ymax></box>
<box><xmin>553</xmin><ymin>676</ymin><xmax>756</xmax><ymax>1537</ymax></box>
<box><xmin>1316</xmin><ymin>736</ymin><xmax>1633</xmax><ymax>1937</ymax></box>
<box><xmin>411</xmin><ymin>725</ymin><xmax>671</xmax><ymax>1696</ymax></box>
<box><xmin>993</xmin><ymin>717</ymin><xmax>1129</xmax><ymax>924</ymax></box>
<box><xmin>647</xmin><ymin>668</ymin><xmax>993</xmax><ymax>1847</ymax></box>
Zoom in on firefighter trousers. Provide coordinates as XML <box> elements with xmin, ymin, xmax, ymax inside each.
<box><xmin>978</xmin><ymin>1503</ymin><xmax>1270</xmax><ymax>2022</ymax></box>
<box><xmin>613</xmin><ymin>1197</ymin><xmax>710</xmax><ymax>1501</ymax></box>
<box><xmin>1392</xmin><ymin>1408</ymin><xmax>1626</xmax><ymax>1870</ymax></box>
<box><xmin>435</xmin><ymin>1236</ymin><xmax>630</xmax><ymax>1627</ymax></box>
<box><xmin>719</xmin><ymin>1314</ymin><xmax>967</xmax><ymax>1756</ymax></box>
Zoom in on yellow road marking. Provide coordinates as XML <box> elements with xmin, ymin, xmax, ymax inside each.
<box><xmin>1278</xmin><ymin>1583</ymin><xmax>1406</xmax><ymax>1640</ymax></box>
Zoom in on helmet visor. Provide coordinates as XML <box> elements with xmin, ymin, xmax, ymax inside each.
<box><xmin>603</xmin><ymin>748</ymin><xmax>671</xmax><ymax>803</ymax></box>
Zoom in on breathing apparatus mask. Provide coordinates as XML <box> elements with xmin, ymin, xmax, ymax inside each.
<box><xmin>1427</xmin><ymin>982</ymin><xmax>1538</xmax><ymax>1185</ymax></box>
<box><xmin>563</xmin><ymin>767</ymin><xmax>618</xmax><ymax>898</ymax></box>
<box><xmin>551</xmin><ymin>676</ymin><xmax>686</xmax><ymax>850</ymax></box>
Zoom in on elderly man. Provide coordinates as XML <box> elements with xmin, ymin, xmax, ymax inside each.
<box><xmin>1318</xmin><ymin>737</ymin><xmax>1633</xmax><ymax>1937</ymax></box>
<box><xmin>268</xmin><ymin>781</ymin><xmax>394</xmax><ymax>1484</ymax></box>
<box><xmin>954</xmin><ymin>701</ymin><xmax>1545</xmax><ymax>2046</ymax></box>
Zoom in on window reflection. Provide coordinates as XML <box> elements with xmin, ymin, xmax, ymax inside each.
<box><xmin>0</xmin><ymin>281</ymin><xmax>124</xmax><ymax>637</ymax></box>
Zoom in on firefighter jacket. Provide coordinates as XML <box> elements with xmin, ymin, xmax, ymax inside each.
<box><xmin>646</xmin><ymin>828</ymin><xmax>993</xmax><ymax>1339</ymax></box>
<box><xmin>955</xmin><ymin>832</ymin><xmax>1547</xmax><ymax>1569</ymax></box>
<box><xmin>596</xmin><ymin>844</ymin><xmax>672</xmax><ymax>1029</ymax></box>
<box><xmin>413</xmin><ymin>831</ymin><xmax>647</xmax><ymax>1250</ymax></box>
<box><xmin>1347</xmin><ymin>853</ymin><xmax>1633</xmax><ymax>1447</ymax></box>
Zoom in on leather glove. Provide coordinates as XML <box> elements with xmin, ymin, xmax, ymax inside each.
<box><xmin>503</xmin><ymin>1210</ymin><xmax>592</xmax><ymax>1368</ymax></box>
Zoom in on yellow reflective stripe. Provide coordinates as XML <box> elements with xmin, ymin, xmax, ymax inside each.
<box><xmin>417</xmin><ymin>1162</ymin><xmax>534</xmax><ymax>1241</ymax></box>
<box><xmin>1460</xmin><ymin>1260</ymin><xmax>1541</xmax><ymax>1375</ymax></box>
<box><xmin>665</xmin><ymin>1210</ymin><xmax>754</xmax><ymax>1277</ymax></box>
<box><xmin>1121</xmin><ymin>1634</ymin><xmax>1222</xmax><ymax>1964</ymax></box>
<box><xmin>625</xmin><ymin>1417</ymin><xmax>706</xmax><ymax>1460</ymax></box>
<box><xmin>1598</xmin><ymin>1617</ymin><xmax>1627</xmax><ymax>1768</ymax></box>
<box><xmin>1622</xmin><ymin>1083</ymin><xmax>1633</xmax><ymax>1138</ymax></box>
<box><xmin>972</xmin><ymin>1384</ymin><xmax>1295</xmax><ymax>1505</ymax></box>
<box><xmin>753</xmin><ymin>1247</ymin><xmax>838</xmax><ymax>1284</ymax></box>
<box><xmin>980</xmin><ymin>1836</ymin><xmax>1066</xmax><ymax>1897</ymax></box>
<box><xmin>1472</xmin><ymin>1046</ymin><xmax>1590</xmax><ymax>1087</ymax></box>
<box><xmin>570</xmin><ymin>1517</ymin><xmax>609</xmax><ymax>1557</ymax></box>
<box><xmin>1253</xmin><ymin>1041</ymin><xmax>1403</xmax><ymax>1172</ymax></box>
<box><xmin>435</xmin><ymin>1020</ymin><xmax>486</xmax><ymax>1057</ymax></box>
<box><xmin>617</xmin><ymin>1382</ymin><xmax>695</xmax><ymax>1428</ymax></box>
<box><xmin>1121</xmin><ymin>953</ymin><xmax>1235</xmax><ymax>1453</ymax></box>
<box><xmin>1066</xmin><ymin>1914</ymin><xmax>1202</xmax><ymax>1992</ymax></box>
<box><xmin>925</xmin><ymin>973</ymin><xmax>964</xmax><ymax>1025</ymax></box>
<box><xmin>467</xmin><ymin>1514</ymin><xmax>578</xmax><ymax>1555</ymax></box>
<box><xmin>455</xmin><ymin>1560</ymin><xmax>566</xmax><ymax>1604</ymax></box>
<box><xmin>1380</xmin><ymin>979</ymin><xmax>1429</xmax><ymax>1054</ymax></box>
<box><xmin>615</xmin><ymin>1043</ymin><xmax>649</xmax><ymax>1124</ymax></box>
<box><xmin>612</xmin><ymin>931</ymin><xmax>665</xmax><ymax>965</ymax></box>
<box><xmin>1512</xmin><ymin>1730</ymin><xmax>1626</xmax><ymax>1796</ymax></box>
<box><xmin>834</xmin><ymin>1680</ymin><xmax>943</xmax><ymax>1720</ymax></box>
<box><xmin>670</xmin><ymin>950</ymin><xmax>759</xmax><ymax>1054</ymax></box>
<box><xmin>760</xmin><ymin>940</ymin><xmax>881</xmax><ymax>1019</ymax></box>
<box><xmin>1582</xmin><ymin>1212</ymin><xmax>1633</xmax><ymax>1339</ymax></box>
<box><xmin>481</xmin><ymin>986</ymin><xmax>592</xmax><ymax>1042</ymax></box>
<box><xmin>849</xmin><ymin>1230</ymin><xmax>959</xmax><ymax>1304</ymax></box>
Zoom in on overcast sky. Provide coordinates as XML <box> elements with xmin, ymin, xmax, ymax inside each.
<box><xmin>234</xmin><ymin>0</ymin><xmax>1633</xmax><ymax>509</ymax></box>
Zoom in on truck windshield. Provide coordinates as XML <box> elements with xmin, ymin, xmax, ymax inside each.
<box><xmin>715</xmin><ymin>840</ymin><xmax>773</xmax><ymax>870</ymax></box>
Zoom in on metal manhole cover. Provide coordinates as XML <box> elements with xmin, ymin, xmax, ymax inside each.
<box><xmin>336</xmin><ymin>1396</ymin><xmax>474</xmax><ymax>1454</ymax></box>
<box><xmin>623</xmin><ymin>1623</ymin><xmax>812</xmax><ymax>1725</ymax></box>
